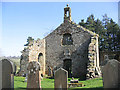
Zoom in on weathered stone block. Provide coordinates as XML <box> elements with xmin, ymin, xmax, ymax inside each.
<box><xmin>0</xmin><ymin>59</ymin><xmax>14</xmax><ymax>89</ymax></box>
<box><xmin>27</xmin><ymin>61</ymin><xmax>41</xmax><ymax>89</ymax></box>
<box><xmin>102</xmin><ymin>59</ymin><xmax>120</xmax><ymax>88</ymax></box>
<box><xmin>54</xmin><ymin>68</ymin><xmax>68</xmax><ymax>89</ymax></box>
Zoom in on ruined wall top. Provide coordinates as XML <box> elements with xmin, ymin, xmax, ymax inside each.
<box><xmin>64</xmin><ymin>4</ymin><xmax>72</xmax><ymax>23</ymax></box>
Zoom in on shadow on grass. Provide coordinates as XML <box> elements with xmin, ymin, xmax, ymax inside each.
<box><xmin>16</xmin><ymin>87</ymin><xmax>26</xmax><ymax>89</ymax></box>
<box><xmin>14</xmin><ymin>87</ymin><xmax>26</xmax><ymax>90</ymax></box>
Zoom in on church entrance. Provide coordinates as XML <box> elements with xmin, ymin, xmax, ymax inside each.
<box><xmin>63</xmin><ymin>59</ymin><xmax>72</xmax><ymax>77</ymax></box>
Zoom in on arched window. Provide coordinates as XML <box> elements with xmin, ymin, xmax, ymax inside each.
<box><xmin>66</xmin><ymin>11</ymin><xmax>69</xmax><ymax>17</ymax></box>
<box><xmin>38</xmin><ymin>53</ymin><xmax>44</xmax><ymax>72</ymax></box>
<box><xmin>38</xmin><ymin>53</ymin><xmax>43</xmax><ymax>62</ymax></box>
<box><xmin>62</xmin><ymin>33</ymin><xmax>73</xmax><ymax>45</ymax></box>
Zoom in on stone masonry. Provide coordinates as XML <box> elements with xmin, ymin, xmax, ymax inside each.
<box><xmin>20</xmin><ymin>39</ymin><xmax>45</xmax><ymax>75</ymax></box>
<box><xmin>20</xmin><ymin>4</ymin><xmax>101</xmax><ymax>79</ymax></box>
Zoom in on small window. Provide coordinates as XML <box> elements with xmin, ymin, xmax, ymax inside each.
<box><xmin>62</xmin><ymin>33</ymin><xmax>73</xmax><ymax>45</ymax></box>
<box><xmin>66</xmin><ymin>11</ymin><xmax>69</xmax><ymax>17</ymax></box>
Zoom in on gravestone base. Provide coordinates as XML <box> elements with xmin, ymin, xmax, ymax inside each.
<box><xmin>68</xmin><ymin>83</ymin><xmax>84</xmax><ymax>88</ymax></box>
<box><xmin>70</xmin><ymin>80</ymin><xmax>78</xmax><ymax>83</ymax></box>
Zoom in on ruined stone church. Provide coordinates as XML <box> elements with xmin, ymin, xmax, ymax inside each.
<box><xmin>20</xmin><ymin>5</ymin><xmax>101</xmax><ymax>79</ymax></box>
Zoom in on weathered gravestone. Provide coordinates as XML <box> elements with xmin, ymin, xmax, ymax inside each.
<box><xmin>54</xmin><ymin>68</ymin><xmax>68</xmax><ymax>90</ymax></box>
<box><xmin>0</xmin><ymin>59</ymin><xmax>14</xmax><ymax>89</ymax></box>
<box><xmin>27</xmin><ymin>61</ymin><xmax>41</xmax><ymax>89</ymax></box>
<box><xmin>102</xmin><ymin>59</ymin><xmax>120</xmax><ymax>88</ymax></box>
<box><xmin>48</xmin><ymin>66</ymin><xmax>52</xmax><ymax>77</ymax></box>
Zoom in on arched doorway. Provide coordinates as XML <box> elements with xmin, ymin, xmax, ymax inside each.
<box><xmin>38</xmin><ymin>53</ymin><xmax>44</xmax><ymax>74</ymax></box>
<box><xmin>63</xmin><ymin>59</ymin><xmax>72</xmax><ymax>77</ymax></box>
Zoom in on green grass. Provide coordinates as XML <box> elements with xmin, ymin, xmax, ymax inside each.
<box><xmin>70</xmin><ymin>78</ymin><xmax>103</xmax><ymax>90</ymax></box>
<box><xmin>14</xmin><ymin>76</ymin><xmax>27</xmax><ymax>89</ymax></box>
<box><xmin>14</xmin><ymin>76</ymin><xmax>103</xmax><ymax>89</ymax></box>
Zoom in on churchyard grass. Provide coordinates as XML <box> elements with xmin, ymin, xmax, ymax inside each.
<box><xmin>14</xmin><ymin>76</ymin><xmax>103</xmax><ymax>89</ymax></box>
<box><xmin>14</xmin><ymin>76</ymin><xmax>27</xmax><ymax>89</ymax></box>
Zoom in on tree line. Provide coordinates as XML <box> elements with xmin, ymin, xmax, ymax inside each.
<box><xmin>79</xmin><ymin>14</ymin><xmax>120</xmax><ymax>51</ymax></box>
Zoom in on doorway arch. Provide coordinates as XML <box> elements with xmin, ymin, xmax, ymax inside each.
<box><xmin>63</xmin><ymin>59</ymin><xmax>72</xmax><ymax>77</ymax></box>
<box><xmin>38</xmin><ymin>53</ymin><xmax>44</xmax><ymax>73</ymax></box>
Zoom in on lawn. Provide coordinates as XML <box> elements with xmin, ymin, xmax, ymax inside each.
<box><xmin>14</xmin><ymin>76</ymin><xmax>103</xmax><ymax>89</ymax></box>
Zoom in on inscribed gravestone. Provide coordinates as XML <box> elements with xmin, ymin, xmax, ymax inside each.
<box><xmin>102</xmin><ymin>59</ymin><xmax>120</xmax><ymax>88</ymax></box>
<box><xmin>54</xmin><ymin>68</ymin><xmax>68</xmax><ymax>90</ymax></box>
<box><xmin>27</xmin><ymin>61</ymin><xmax>41</xmax><ymax>88</ymax></box>
<box><xmin>1</xmin><ymin>59</ymin><xmax>14</xmax><ymax>89</ymax></box>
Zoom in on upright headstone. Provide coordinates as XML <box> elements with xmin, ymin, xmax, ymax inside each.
<box><xmin>0</xmin><ymin>59</ymin><xmax>14</xmax><ymax>89</ymax></box>
<box><xmin>48</xmin><ymin>66</ymin><xmax>52</xmax><ymax>77</ymax></box>
<box><xmin>27</xmin><ymin>61</ymin><xmax>41</xmax><ymax>88</ymax></box>
<box><xmin>54</xmin><ymin>68</ymin><xmax>68</xmax><ymax>90</ymax></box>
<box><xmin>102</xmin><ymin>59</ymin><xmax>120</xmax><ymax>88</ymax></box>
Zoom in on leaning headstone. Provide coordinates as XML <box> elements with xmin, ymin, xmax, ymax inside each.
<box><xmin>102</xmin><ymin>59</ymin><xmax>120</xmax><ymax>88</ymax></box>
<box><xmin>54</xmin><ymin>68</ymin><xmax>68</xmax><ymax>90</ymax></box>
<box><xmin>0</xmin><ymin>59</ymin><xmax>14</xmax><ymax>89</ymax></box>
<box><xmin>27</xmin><ymin>61</ymin><xmax>41</xmax><ymax>88</ymax></box>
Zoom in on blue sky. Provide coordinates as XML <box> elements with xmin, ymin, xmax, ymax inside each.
<box><xmin>1</xmin><ymin>2</ymin><xmax>119</xmax><ymax>56</ymax></box>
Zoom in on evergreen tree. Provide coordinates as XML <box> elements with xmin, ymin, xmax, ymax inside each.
<box><xmin>107</xmin><ymin>19</ymin><xmax>120</xmax><ymax>51</ymax></box>
<box><xmin>94</xmin><ymin>19</ymin><xmax>105</xmax><ymax>51</ymax></box>
<box><xmin>78</xmin><ymin>14</ymin><xmax>120</xmax><ymax>51</ymax></box>
<box><xmin>85</xmin><ymin>14</ymin><xmax>95</xmax><ymax>32</ymax></box>
<box><xmin>102</xmin><ymin>14</ymin><xmax>110</xmax><ymax>51</ymax></box>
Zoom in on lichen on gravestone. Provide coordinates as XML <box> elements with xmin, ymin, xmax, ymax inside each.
<box><xmin>27</xmin><ymin>61</ymin><xmax>41</xmax><ymax>89</ymax></box>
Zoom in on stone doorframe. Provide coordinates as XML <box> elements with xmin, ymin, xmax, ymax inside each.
<box><xmin>63</xmin><ymin>58</ymin><xmax>72</xmax><ymax>78</ymax></box>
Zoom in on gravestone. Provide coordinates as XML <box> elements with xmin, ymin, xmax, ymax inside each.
<box><xmin>102</xmin><ymin>59</ymin><xmax>120</xmax><ymax>88</ymax></box>
<box><xmin>48</xmin><ymin>66</ymin><xmax>52</xmax><ymax>76</ymax></box>
<box><xmin>27</xmin><ymin>61</ymin><xmax>41</xmax><ymax>88</ymax></box>
<box><xmin>54</xmin><ymin>68</ymin><xmax>68</xmax><ymax>90</ymax></box>
<box><xmin>0</xmin><ymin>59</ymin><xmax>14</xmax><ymax>89</ymax></box>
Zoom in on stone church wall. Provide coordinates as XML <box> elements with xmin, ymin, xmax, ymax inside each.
<box><xmin>45</xmin><ymin>21</ymin><xmax>92</xmax><ymax>79</ymax></box>
<box><xmin>20</xmin><ymin>39</ymin><xmax>46</xmax><ymax>75</ymax></box>
<box><xmin>19</xmin><ymin>5</ymin><xmax>101</xmax><ymax>79</ymax></box>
